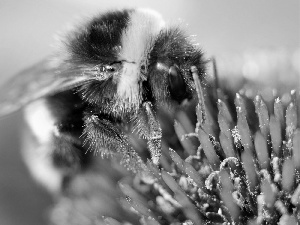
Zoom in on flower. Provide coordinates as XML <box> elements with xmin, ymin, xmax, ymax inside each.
<box><xmin>51</xmin><ymin>51</ymin><xmax>299</xmax><ymax>225</ymax></box>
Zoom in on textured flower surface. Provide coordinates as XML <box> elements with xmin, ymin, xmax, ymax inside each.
<box><xmin>51</xmin><ymin>51</ymin><xmax>299</xmax><ymax>225</ymax></box>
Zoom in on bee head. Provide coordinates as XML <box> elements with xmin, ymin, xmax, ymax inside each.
<box><xmin>147</xmin><ymin>27</ymin><xmax>205</xmax><ymax>107</ymax></box>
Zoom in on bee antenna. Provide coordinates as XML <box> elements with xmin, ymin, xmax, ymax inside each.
<box><xmin>206</xmin><ymin>57</ymin><xmax>219</xmax><ymax>100</ymax></box>
<box><xmin>211</xmin><ymin>57</ymin><xmax>219</xmax><ymax>90</ymax></box>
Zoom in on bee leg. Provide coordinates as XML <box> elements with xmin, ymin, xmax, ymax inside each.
<box><xmin>143</xmin><ymin>102</ymin><xmax>162</xmax><ymax>165</ymax></box>
<box><xmin>51</xmin><ymin>120</ymin><xmax>88</xmax><ymax>190</ymax></box>
<box><xmin>83</xmin><ymin>114</ymin><xmax>147</xmax><ymax>173</ymax></box>
<box><xmin>83</xmin><ymin>114</ymin><xmax>125</xmax><ymax>155</ymax></box>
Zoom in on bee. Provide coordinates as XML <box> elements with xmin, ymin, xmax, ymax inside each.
<box><xmin>0</xmin><ymin>9</ymin><xmax>206</xmax><ymax>192</ymax></box>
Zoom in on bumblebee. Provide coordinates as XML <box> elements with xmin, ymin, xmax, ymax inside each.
<box><xmin>0</xmin><ymin>9</ymin><xmax>205</xmax><ymax>192</ymax></box>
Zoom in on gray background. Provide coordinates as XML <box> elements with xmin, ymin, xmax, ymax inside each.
<box><xmin>0</xmin><ymin>0</ymin><xmax>299</xmax><ymax>224</ymax></box>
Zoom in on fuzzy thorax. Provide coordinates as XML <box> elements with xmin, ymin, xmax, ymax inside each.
<box><xmin>116</xmin><ymin>9</ymin><xmax>165</xmax><ymax>109</ymax></box>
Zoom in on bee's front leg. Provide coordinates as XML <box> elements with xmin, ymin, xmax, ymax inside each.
<box><xmin>83</xmin><ymin>114</ymin><xmax>126</xmax><ymax>155</ymax></box>
<box><xmin>83</xmin><ymin>113</ymin><xmax>148</xmax><ymax>173</ymax></box>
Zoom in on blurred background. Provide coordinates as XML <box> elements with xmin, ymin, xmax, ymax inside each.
<box><xmin>0</xmin><ymin>0</ymin><xmax>299</xmax><ymax>224</ymax></box>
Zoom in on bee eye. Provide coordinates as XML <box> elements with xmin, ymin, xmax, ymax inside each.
<box><xmin>168</xmin><ymin>65</ymin><xmax>187</xmax><ymax>102</ymax></box>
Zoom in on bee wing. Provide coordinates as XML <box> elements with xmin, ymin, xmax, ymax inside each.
<box><xmin>0</xmin><ymin>59</ymin><xmax>88</xmax><ymax>117</ymax></box>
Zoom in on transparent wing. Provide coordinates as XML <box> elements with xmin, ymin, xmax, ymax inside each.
<box><xmin>0</xmin><ymin>59</ymin><xmax>89</xmax><ymax>117</ymax></box>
